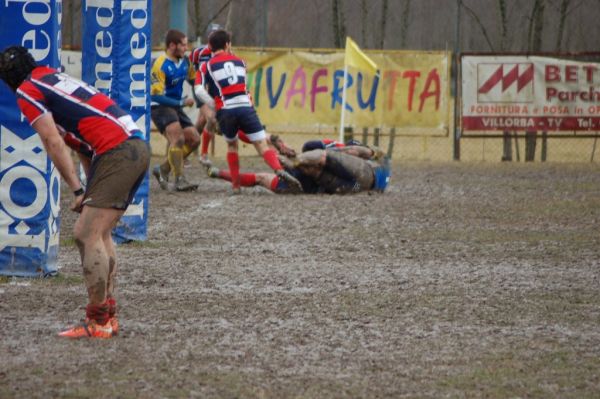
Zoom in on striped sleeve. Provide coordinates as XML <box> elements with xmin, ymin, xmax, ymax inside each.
<box><xmin>16</xmin><ymin>81</ymin><xmax>48</xmax><ymax>125</ymax></box>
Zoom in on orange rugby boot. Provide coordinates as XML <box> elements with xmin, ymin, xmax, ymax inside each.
<box><xmin>109</xmin><ymin>316</ymin><xmax>119</xmax><ymax>336</ymax></box>
<box><xmin>58</xmin><ymin>318</ymin><xmax>113</xmax><ymax>339</ymax></box>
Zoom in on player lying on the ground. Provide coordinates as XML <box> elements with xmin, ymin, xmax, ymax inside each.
<box><xmin>0</xmin><ymin>46</ymin><xmax>150</xmax><ymax>339</ymax></box>
<box><xmin>302</xmin><ymin>139</ymin><xmax>385</xmax><ymax>160</ymax></box>
<box><xmin>207</xmin><ymin>148</ymin><xmax>391</xmax><ymax>194</ymax></box>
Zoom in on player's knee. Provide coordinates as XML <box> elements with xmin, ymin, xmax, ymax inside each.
<box><xmin>73</xmin><ymin>222</ymin><xmax>90</xmax><ymax>248</ymax></box>
<box><xmin>190</xmin><ymin>135</ymin><xmax>201</xmax><ymax>149</ymax></box>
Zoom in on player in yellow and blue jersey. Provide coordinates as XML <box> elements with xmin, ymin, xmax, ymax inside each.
<box><xmin>150</xmin><ymin>29</ymin><xmax>200</xmax><ymax>192</ymax></box>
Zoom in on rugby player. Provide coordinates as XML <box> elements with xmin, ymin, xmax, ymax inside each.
<box><xmin>189</xmin><ymin>29</ymin><xmax>219</xmax><ymax>167</ymax></box>
<box><xmin>207</xmin><ymin>149</ymin><xmax>391</xmax><ymax>194</ymax></box>
<box><xmin>0</xmin><ymin>46</ymin><xmax>150</xmax><ymax>338</ymax></box>
<box><xmin>150</xmin><ymin>29</ymin><xmax>200</xmax><ymax>191</ymax></box>
<box><xmin>194</xmin><ymin>29</ymin><xmax>302</xmax><ymax>194</ymax></box>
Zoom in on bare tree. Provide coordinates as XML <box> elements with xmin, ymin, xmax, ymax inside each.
<box><xmin>499</xmin><ymin>0</ymin><xmax>512</xmax><ymax>160</ymax></box>
<box><xmin>555</xmin><ymin>0</ymin><xmax>569</xmax><ymax>51</ymax></box>
<box><xmin>378</xmin><ymin>0</ymin><xmax>388</xmax><ymax>49</ymax></box>
<box><xmin>191</xmin><ymin>0</ymin><xmax>203</xmax><ymax>41</ymax></box>
<box><xmin>225</xmin><ymin>0</ymin><xmax>235</xmax><ymax>31</ymax></box>
<box><xmin>400</xmin><ymin>0</ymin><xmax>411</xmax><ymax>48</ymax></box>
<box><xmin>498</xmin><ymin>0</ymin><xmax>508</xmax><ymax>51</ymax></box>
<box><xmin>525</xmin><ymin>0</ymin><xmax>546</xmax><ymax>160</ymax></box>
<box><xmin>527</xmin><ymin>0</ymin><xmax>545</xmax><ymax>52</ymax></box>
<box><xmin>199</xmin><ymin>0</ymin><xmax>233</xmax><ymax>36</ymax></box>
<box><xmin>332</xmin><ymin>0</ymin><xmax>346</xmax><ymax>48</ymax></box>
<box><xmin>361</xmin><ymin>0</ymin><xmax>368</xmax><ymax>46</ymax></box>
<box><xmin>63</xmin><ymin>2</ymin><xmax>82</xmax><ymax>49</ymax></box>
<box><xmin>461</xmin><ymin>1</ymin><xmax>495</xmax><ymax>51</ymax></box>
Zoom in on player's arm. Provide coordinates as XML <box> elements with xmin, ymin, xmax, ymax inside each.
<box><xmin>194</xmin><ymin>65</ymin><xmax>216</xmax><ymax>121</ymax></box>
<box><xmin>329</xmin><ymin>145</ymin><xmax>374</xmax><ymax>160</ymax></box>
<box><xmin>295</xmin><ymin>149</ymin><xmax>327</xmax><ymax>168</ymax></box>
<box><xmin>194</xmin><ymin>66</ymin><xmax>215</xmax><ymax>106</ymax></box>
<box><xmin>32</xmin><ymin>114</ymin><xmax>84</xmax><ymax>211</ymax></box>
<box><xmin>288</xmin><ymin>149</ymin><xmax>326</xmax><ymax>178</ymax></box>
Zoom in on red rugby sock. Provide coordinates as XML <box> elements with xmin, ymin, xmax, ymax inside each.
<box><xmin>262</xmin><ymin>148</ymin><xmax>282</xmax><ymax>171</ymax></box>
<box><xmin>217</xmin><ymin>170</ymin><xmax>257</xmax><ymax>186</ymax></box>
<box><xmin>86</xmin><ymin>301</ymin><xmax>110</xmax><ymax>325</ymax></box>
<box><xmin>201</xmin><ymin>129</ymin><xmax>211</xmax><ymax>156</ymax></box>
<box><xmin>107</xmin><ymin>297</ymin><xmax>117</xmax><ymax>318</ymax></box>
<box><xmin>226</xmin><ymin>152</ymin><xmax>240</xmax><ymax>189</ymax></box>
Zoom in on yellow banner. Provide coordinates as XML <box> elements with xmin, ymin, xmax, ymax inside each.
<box><xmin>236</xmin><ymin>47</ymin><xmax>450</xmax><ymax>136</ymax></box>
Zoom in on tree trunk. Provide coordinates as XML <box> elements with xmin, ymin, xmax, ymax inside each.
<box><xmin>361</xmin><ymin>0</ymin><xmax>368</xmax><ymax>46</ymax></box>
<box><xmin>379</xmin><ymin>0</ymin><xmax>388</xmax><ymax>49</ymax></box>
<box><xmin>332</xmin><ymin>0</ymin><xmax>346</xmax><ymax>48</ymax></box>
<box><xmin>527</xmin><ymin>0</ymin><xmax>545</xmax><ymax>52</ymax></box>
<box><xmin>502</xmin><ymin>130</ymin><xmax>512</xmax><ymax>161</ymax></box>
<box><xmin>525</xmin><ymin>131</ymin><xmax>537</xmax><ymax>161</ymax></box>
<box><xmin>400</xmin><ymin>0</ymin><xmax>411</xmax><ymax>48</ymax></box>
<box><xmin>225</xmin><ymin>0</ymin><xmax>234</xmax><ymax>31</ymax></box>
<box><xmin>525</xmin><ymin>0</ymin><xmax>544</xmax><ymax>160</ymax></box>
<box><xmin>555</xmin><ymin>0</ymin><xmax>569</xmax><ymax>51</ymax></box>
<box><xmin>193</xmin><ymin>0</ymin><xmax>203</xmax><ymax>41</ymax></box>
<box><xmin>541</xmin><ymin>131</ymin><xmax>548</xmax><ymax>161</ymax></box>
<box><xmin>498</xmin><ymin>0</ymin><xmax>508</xmax><ymax>51</ymax></box>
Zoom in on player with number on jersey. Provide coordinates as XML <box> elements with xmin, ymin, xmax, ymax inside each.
<box><xmin>194</xmin><ymin>29</ymin><xmax>302</xmax><ymax>194</ymax></box>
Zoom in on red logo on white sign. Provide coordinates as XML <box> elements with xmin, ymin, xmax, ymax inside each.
<box><xmin>477</xmin><ymin>63</ymin><xmax>534</xmax><ymax>103</ymax></box>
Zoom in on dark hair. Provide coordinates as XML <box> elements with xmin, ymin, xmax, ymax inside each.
<box><xmin>165</xmin><ymin>29</ymin><xmax>187</xmax><ymax>49</ymax></box>
<box><xmin>0</xmin><ymin>46</ymin><xmax>37</xmax><ymax>91</ymax></box>
<box><xmin>208</xmin><ymin>30</ymin><xmax>231</xmax><ymax>51</ymax></box>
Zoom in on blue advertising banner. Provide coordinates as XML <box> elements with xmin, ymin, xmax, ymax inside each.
<box><xmin>0</xmin><ymin>0</ymin><xmax>62</xmax><ymax>277</ymax></box>
<box><xmin>82</xmin><ymin>0</ymin><xmax>152</xmax><ymax>243</ymax></box>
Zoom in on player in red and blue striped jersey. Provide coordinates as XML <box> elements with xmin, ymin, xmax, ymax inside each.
<box><xmin>194</xmin><ymin>29</ymin><xmax>301</xmax><ymax>193</ymax></box>
<box><xmin>0</xmin><ymin>46</ymin><xmax>150</xmax><ymax>339</ymax></box>
<box><xmin>189</xmin><ymin>42</ymin><xmax>217</xmax><ymax>166</ymax></box>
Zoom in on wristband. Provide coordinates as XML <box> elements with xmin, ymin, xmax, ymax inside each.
<box><xmin>73</xmin><ymin>188</ymin><xmax>85</xmax><ymax>196</ymax></box>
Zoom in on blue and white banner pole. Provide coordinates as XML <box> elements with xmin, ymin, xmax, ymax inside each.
<box><xmin>82</xmin><ymin>0</ymin><xmax>152</xmax><ymax>243</ymax></box>
<box><xmin>0</xmin><ymin>0</ymin><xmax>63</xmax><ymax>277</ymax></box>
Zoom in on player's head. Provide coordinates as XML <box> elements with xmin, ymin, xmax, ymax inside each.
<box><xmin>208</xmin><ymin>30</ymin><xmax>231</xmax><ymax>52</ymax></box>
<box><xmin>165</xmin><ymin>29</ymin><xmax>188</xmax><ymax>59</ymax></box>
<box><xmin>0</xmin><ymin>46</ymin><xmax>37</xmax><ymax>92</ymax></box>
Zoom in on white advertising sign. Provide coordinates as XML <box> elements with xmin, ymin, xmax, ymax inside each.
<box><xmin>462</xmin><ymin>55</ymin><xmax>600</xmax><ymax>131</ymax></box>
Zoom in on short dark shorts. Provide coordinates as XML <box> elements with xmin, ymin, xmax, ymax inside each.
<box><xmin>216</xmin><ymin>107</ymin><xmax>264</xmax><ymax>141</ymax></box>
<box><xmin>83</xmin><ymin>138</ymin><xmax>150</xmax><ymax>210</ymax></box>
<box><xmin>151</xmin><ymin>105</ymin><xmax>194</xmax><ymax>133</ymax></box>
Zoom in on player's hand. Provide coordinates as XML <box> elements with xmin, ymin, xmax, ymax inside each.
<box><xmin>70</xmin><ymin>194</ymin><xmax>84</xmax><ymax>213</ymax></box>
<box><xmin>184</xmin><ymin>98</ymin><xmax>195</xmax><ymax>107</ymax></box>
